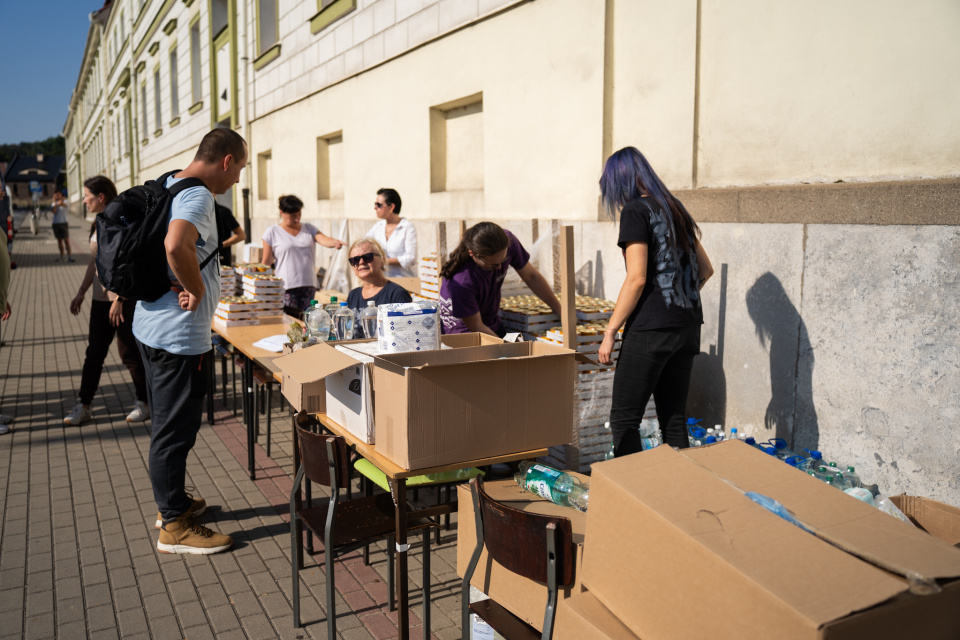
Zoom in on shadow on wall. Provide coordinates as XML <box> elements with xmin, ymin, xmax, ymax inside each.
<box><xmin>688</xmin><ymin>264</ymin><xmax>728</xmax><ymax>429</ymax></box>
<box><xmin>746</xmin><ymin>272</ymin><xmax>819</xmax><ymax>451</ymax></box>
<box><xmin>575</xmin><ymin>251</ymin><xmax>606</xmax><ymax>299</ymax></box>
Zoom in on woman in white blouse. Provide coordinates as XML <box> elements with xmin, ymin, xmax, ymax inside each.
<box><xmin>365</xmin><ymin>188</ymin><xmax>417</xmax><ymax>278</ymax></box>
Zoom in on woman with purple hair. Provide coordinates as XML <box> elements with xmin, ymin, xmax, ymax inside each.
<box><xmin>597</xmin><ymin>147</ymin><xmax>714</xmax><ymax>456</ymax></box>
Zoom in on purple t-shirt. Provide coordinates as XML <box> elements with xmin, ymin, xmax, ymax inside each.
<box><xmin>438</xmin><ymin>230</ymin><xmax>529</xmax><ymax>334</ymax></box>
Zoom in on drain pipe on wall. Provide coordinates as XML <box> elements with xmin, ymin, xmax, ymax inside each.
<box><xmin>241</xmin><ymin>0</ymin><xmax>254</xmax><ymax>240</ymax></box>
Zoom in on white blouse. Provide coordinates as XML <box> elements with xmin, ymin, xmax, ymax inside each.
<box><xmin>365</xmin><ymin>218</ymin><xmax>417</xmax><ymax>278</ymax></box>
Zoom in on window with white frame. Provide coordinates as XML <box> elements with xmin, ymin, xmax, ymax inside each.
<box><xmin>153</xmin><ymin>69</ymin><xmax>162</xmax><ymax>133</ymax></box>
<box><xmin>141</xmin><ymin>83</ymin><xmax>148</xmax><ymax>140</ymax></box>
<box><xmin>190</xmin><ymin>19</ymin><xmax>202</xmax><ymax>104</ymax></box>
<box><xmin>257</xmin><ymin>0</ymin><xmax>277</xmax><ymax>55</ymax></box>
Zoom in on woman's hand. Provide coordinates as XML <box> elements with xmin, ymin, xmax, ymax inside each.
<box><xmin>109</xmin><ymin>299</ymin><xmax>124</xmax><ymax>326</ymax></box>
<box><xmin>70</xmin><ymin>292</ymin><xmax>85</xmax><ymax>316</ymax></box>
<box><xmin>598</xmin><ymin>332</ymin><xmax>617</xmax><ymax>365</ymax></box>
<box><xmin>1</xmin><ymin>302</ymin><xmax>10</xmax><ymax>321</ymax></box>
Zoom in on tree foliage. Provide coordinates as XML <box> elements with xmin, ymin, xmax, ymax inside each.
<box><xmin>0</xmin><ymin>136</ymin><xmax>66</xmax><ymax>164</ymax></box>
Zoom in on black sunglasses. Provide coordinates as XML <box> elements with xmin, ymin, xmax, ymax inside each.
<box><xmin>348</xmin><ymin>252</ymin><xmax>376</xmax><ymax>267</ymax></box>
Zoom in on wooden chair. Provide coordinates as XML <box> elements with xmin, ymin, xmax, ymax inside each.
<box><xmin>290</xmin><ymin>425</ymin><xmax>438</xmax><ymax>638</ymax></box>
<box><xmin>460</xmin><ymin>477</ymin><xmax>576</xmax><ymax>640</ymax></box>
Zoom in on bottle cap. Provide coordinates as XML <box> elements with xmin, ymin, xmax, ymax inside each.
<box><xmin>367</xmin><ymin>301</ymin><xmax>375</xmax><ymax>306</ymax></box>
<box><xmin>847</xmin><ymin>465</ymin><xmax>856</xmax><ymax>472</ymax></box>
<box><xmin>744</xmin><ymin>437</ymin><xmax>756</xmax><ymax>445</ymax></box>
<box><xmin>804</xmin><ymin>448</ymin><xmax>822</xmax><ymax>459</ymax></box>
<box><xmin>340</xmin><ymin>302</ymin><xmax>347</xmax><ymax>306</ymax></box>
<box><xmin>331</xmin><ymin>296</ymin><xmax>337</xmax><ymax>302</ymax></box>
<box><xmin>705</xmin><ymin>436</ymin><xmax>716</xmax><ymax>444</ymax></box>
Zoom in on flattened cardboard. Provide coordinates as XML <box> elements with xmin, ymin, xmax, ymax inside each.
<box><xmin>555</xmin><ymin>592</ymin><xmax>641</xmax><ymax>640</ymax></box>
<box><xmin>891</xmin><ymin>494</ymin><xmax>960</xmax><ymax>547</ymax></box>
<box><xmin>456</xmin><ymin>478</ymin><xmax>588</xmax><ymax>632</ymax></box>
<box><xmin>324</xmin><ymin>348</ymin><xmax>375</xmax><ymax>444</ymax></box>
<box><xmin>581</xmin><ymin>442</ymin><xmax>960</xmax><ymax>640</ymax></box>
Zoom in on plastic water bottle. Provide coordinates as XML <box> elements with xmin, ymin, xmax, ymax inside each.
<box><xmin>604</xmin><ymin>442</ymin><xmax>615</xmax><ymax>461</ymax></box>
<box><xmin>801</xmin><ymin>448</ymin><xmax>825</xmax><ymax>472</ymax></box>
<box><xmin>514</xmin><ymin>461</ymin><xmax>589</xmax><ymax>512</ymax></box>
<box><xmin>729</xmin><ymin>428</ymin><xmax>739</xmax><ymax>441</ymax></box>
<box><xmin>639</xmin><ymin>419</ymin><xmax>662</xmax><ymax>451</ymax></box>
<box><xmin>688</xmin><ymin>426</ymin><xmax>707</xmax><ymax>447</ymax></box>
<box><xmin>744</xmin><ymin>436</ymin><xmax>760</xmax><ymax>449</ymax></box>
<box><xmin>844</xmin><ymin>466</ymin><xmax>863</xmax><ymax>489</ymax></box>
<box><xmin>844</xmin><ymin>487</ymin><xmax>876</xmax><ymax>505</ymax></box>
<box><xmin>360</xmin><ymin>301</ymin><xmax>378</xmax><ymax>339</ymax></box>
<box><xmin>333</xmin><ymin>302</ymin><xmax>355</xmax><ymax>341</ymax></box>
<box><xmin>305</xmin><ymin>301</ymin><xmax>332</xmax><ymax>344</ymax></box>
<box><xmin>768</xmin><ymin>438</ymin><xmax>799</xmax><ymax>460</ymax></box>
<box><xmin>324</xmin><ymin>296</ymin><xmax>340</xmax><ymax>318</ymax></box>
<box><xmin>784</xmin><ymin>455</ymin><xmax>807</xmax><ymax>469</ymax></box>
<box><xmin>875</xmin><ymin>493</ymin><xmax>916</xmax><ymax>526</ymax></box>
<box><xmin>714</xmin><ymin>425</ymin><xmax>725</xmax><ymax>441</ymax></box>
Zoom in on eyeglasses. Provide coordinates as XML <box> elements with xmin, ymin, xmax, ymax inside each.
<box><xmin>374</xmin><ymin>202</ymin><xmax>386</xmax><ymax>209</ymax></box>
<box><xmin>348</xmin><ymin>252</ymin><xmax>376</xmax><ymax>267</ymax></box>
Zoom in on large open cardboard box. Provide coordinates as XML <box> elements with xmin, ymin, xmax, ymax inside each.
<box><xmin>277</xmin><ymin>335</ymin><xmax>579</xmax><ymax>469</ymax></box>
<box><xmin>555</xmin><ymin>591</ymin><xmax>641</xmax><ymax>640</ymax></box>
<box><xmin>582</xmin><ymin>441</ymin><xmax>960</xmax><ymax>640</ymax></box>
<box><xmin>456</xmin><ymin>477</ymin><xmax>588</xmax><ymax>632</ymax></box>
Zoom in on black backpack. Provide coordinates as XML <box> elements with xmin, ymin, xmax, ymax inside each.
<box><xmin>96</xmin><ymin>170</ymin><xmax>219</xmax><ymax>302</ymax></box>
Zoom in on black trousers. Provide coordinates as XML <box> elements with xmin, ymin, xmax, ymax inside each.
<box><xmin>79</xmin><ymin>299</ymin><xmax>148</xmax><ymax>405</ymax></box>
<box><xmin>610</xmin><ymin>325</ymin><xmax>701</xmax><ymax>456</ymax></box>
<box><xmin>138</xmin><ymin>343</ymin><xmax>210</xmax><ymax>520</ymax></box>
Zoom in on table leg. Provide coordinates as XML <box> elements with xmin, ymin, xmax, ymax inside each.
<box><xmin>389</xmin><ymin>478</ymin><xmax>410</xmax><ymax>640</ymax></box>
<box><xmin>244</xmin><ymin>355</ymin><xmax>256</xmax><ymax>480</ymax></box>
<box><xmin>292</xmin><ymin>407</ymin><xmax>304</xmax><ymax>570</ymax></box>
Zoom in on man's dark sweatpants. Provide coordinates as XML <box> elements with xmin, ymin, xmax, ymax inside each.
<box><xmin>138</xmin><ymin>343</ymin><xmax>210</xmax><ymax>520</ymax></box>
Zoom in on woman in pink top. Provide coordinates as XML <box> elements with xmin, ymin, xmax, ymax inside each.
<box><xmin>261</xmin><ymin>194</ymin><xmax>344</xmax><ymax>312</ymax></box>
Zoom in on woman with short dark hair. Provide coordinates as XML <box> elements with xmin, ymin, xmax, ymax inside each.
<box><xmin>365</xmin><ymin>187</ymin><xmax>417</xmax><ymax>278</ymax></box>
<box><xmin>597</xmin><ymin>147</ymin><xmax>714</xmax><ymax>456</ymax></box>
<box><xmin>261</xmin><ymin>194</ymin><xmax>344</xmax><ymax>312</ymax></box>
<box><xmin>66</xmin><ymin>175</ymin><xmax>149</xmax><ymax>426</ymax></box>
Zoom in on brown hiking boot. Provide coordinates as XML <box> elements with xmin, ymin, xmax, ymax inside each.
<box><xmin>157</xmin><ymin>516</ymin><xmax>233</xmax><ymax>555</ymax></box>
<box><xmin>154</xmin><ymin>495</ymin><xmax>207</xmax><ymax>529</ymax></box>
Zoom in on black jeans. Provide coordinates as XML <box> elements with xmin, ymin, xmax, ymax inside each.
<box><xmin>138</xmin><ymin>343</ymin><xmax>210</xmax><ymax>520</ymax></box>
<box><xmin>610</xmin><ymin>325</ymin><xmax>701</xmax><ymax>456</ymax></box>
<box><xmin>79</xmin><ymin>299</ymin><xmax>148</xmax><ymax>405</ymax></box>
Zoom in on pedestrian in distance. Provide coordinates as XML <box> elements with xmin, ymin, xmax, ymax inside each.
<box><xmin>261</xmin><ymin>194</ymin><xmax>344</xmax><ymax>313</ymax></box>
<box><xmin>51</xmin><ymin>191</ymin><xmax>74</xmax><ymax>262</ymax></box>
<box><xmin>0</xmin><ymin>238</ymin><xmax>12</xmax><ymax>434</ymax></box>
<box><xmin>597</xmin><ymin>146</ymin><xmax>714</xmax><ymax>456</ymax></box>
<box><xmin>214</xmin><ymin>202</ymin><xmax>245</xmax><ymax>266</ymax></box>
<box><xmin>365</xmin><ymin>188</ymin><xmax>417</xmax><ymax>277</ymax></box>
<box><xmin>133</xmin><ymin>128</ymin><xmax>247</xmax><ymax>555</ymax></box>
<box><xmin>66</xmin><ymin>176</ymin><xmax>150</xmax><ymax>426</ymax></box>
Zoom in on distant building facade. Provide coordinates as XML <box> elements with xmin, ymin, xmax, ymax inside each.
<box><xmin>1</xmin><ymin>154</ymin><xmax>66</xmax><ymax>209</ymax></box>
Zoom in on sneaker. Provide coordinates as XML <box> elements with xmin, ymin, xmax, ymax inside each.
<box><xmin>157</xmin><ymin>516</ymin><xmax>232</xmax><ymax>555</ymax></box>
<box><xmin>0</xmin><ymin>424</ymin><xmax>9</xmax><ymax>435</ymax></box>
<box><xmin>0</xmin><ymin>414</ymin><xmax>12</xmax><ymax>424</ymax></box>
<box><xmin>67</xmin><ymin>256</ymin><xmax>75</xmax><ymax>263</ymax></box>
<box><xmin>155</xmin><ymin>494</ymin><xmax>207</xmax><ymax>529</ymax></box>
<box><xmin>126</xmin><ymin>401</ymin><xmax>149</xmax><ymax>422</ymax></box>
<box><xmin>64</xmin><ymin>403</ymin><xmax>92</xmax><ymax>425</ymax></box>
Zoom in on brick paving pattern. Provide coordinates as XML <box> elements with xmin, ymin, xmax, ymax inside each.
<box><xmin>0</xmin><ymin>214</ymin><xmax>465</xmax><ymax>639</ymax></box>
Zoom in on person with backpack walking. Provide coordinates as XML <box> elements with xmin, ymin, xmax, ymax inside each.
<box><xmin>65</xmin><ymin>176</ymin><xmax>149</xmax><ymax>426</ymax></box>
<box><xmin>132</xmin><ymin>128</ymin><xmax>246</xmax><ymax>555</ymax></box>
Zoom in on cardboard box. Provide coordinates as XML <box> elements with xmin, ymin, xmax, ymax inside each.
<box><xmin>582</xmin><ymin>442</ymin><xmax>960</xmax><ymax>640</ymax></box>
<box><xmin>324</xmin><ymin>346</ymin><xmax>375</xmax><ymax>444</ymax></box>
<box><xmin>555</xmin><ymin>592</ymin><xmax>641</xmax><ymax>640</ymax></box>
<box><xmin>276</xmin><ymin>338</ymin><xmax>580</xmax><ymax>469</ymax></box>
<box><xmin>456</xmin><ymin>477</ymin><xmax>588</xmax><ymax>633</ymax></box>
<box><xmin>891</xmin><ymin>494</ymin><xmax>960</xmax><ymax>547</ymax></box>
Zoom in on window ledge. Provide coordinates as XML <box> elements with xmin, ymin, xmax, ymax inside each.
<box><xmin>169</xmin><ymin>116</ymin><xmax>181</xmax><ymax>127</ymax></box>
<box><xmin>253</xmin><ymin>43</ymin><xmax>282</xmax><ymax>71</ymax></box>
<box><xmin>141</xmin><ymin>138</ymin><xmax>149</xmax><ymax>145</ymax></box>
<box><xmin>188</xmin><ymin>100</ymin><xmax>203</xmax><ymax>115</ymax></box>
<box><xmin>309</xmin><ymin>0</ymin><xmax>356</xmax><ymax>35</ymax></box>
<box><xmin>153</xmin><ymin>129</ymin><xmax>163</xmax><ymax>138</ymax></box>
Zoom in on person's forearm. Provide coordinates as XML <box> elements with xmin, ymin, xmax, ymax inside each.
<box><xmin>78</xmin><ymin>260</ymin><xmax>96</xmax><ymax>293</ymax></box>
<box><xmin>222</xmin><ymin>234</ymin><xmax>242</xmax><ymax>248</ymax></box>
<box><xmin>604</xmin><ymin>276</ymin><xmax>645</xmax><ymax>337</ymax></box>
<box><xmin>387</xmin><ymin>257</ymin><xmax>400</xmax><ymax>266</ymax></box>
<box><xmin>525</xmin><ymin>270</ymin><xmax>562</xmax><ymax>317</ymax></box>
<box><xmin>167</xmin><ymin>245</ymin><xmax>205</xmax><ymax>298</ymax></box>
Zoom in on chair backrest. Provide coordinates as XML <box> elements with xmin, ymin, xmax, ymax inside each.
<box><xmin>474</xmin><ymin>476</ymin><xmax>576</xmax><ymax>587</ymax></box>
<box><xmin>295</xmin><ymin>424</ymin><xmax>351</xmax><ymax>490</ymax></box>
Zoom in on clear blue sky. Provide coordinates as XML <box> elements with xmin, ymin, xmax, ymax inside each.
<box><xmin>0</xmin><ymin>0</ymin><xmax>95</xmax><ymax>144</ymax></box>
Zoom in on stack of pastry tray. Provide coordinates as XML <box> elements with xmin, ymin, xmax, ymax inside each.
<box><xmin>219</xmin><ymin>265</ymin><xmax>237</xmax><ymax>296</ymax></box>
<box><xmin>418</xmin><ymin>254</ymin><xmax>440</xmax><ymax>300</ymax></box>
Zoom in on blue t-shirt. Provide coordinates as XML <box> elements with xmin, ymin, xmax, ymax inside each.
<box><xmin>133</xmin><ymin>176</ymin><xmax>219</xmax><ymax>355</ymax></box>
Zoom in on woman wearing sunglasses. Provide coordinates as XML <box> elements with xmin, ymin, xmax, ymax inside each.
<box><xmin>364</xmin><ymin>188</ymin><xmax>417</xmax><ymax>278</ymax></box>
<box><xmin>345</xmin><ymin>239</ymin><xmax>412</xmax><ymax>338</ymax></box>
<box><xmin>261</xmin><ymin>194</ymin><xmax>344</xmax><ymax>312</ymax></box>
<box><xmin>438</xmin><ymin>222</ymin><xmax>560</xmax><ymax>337</ymax></box>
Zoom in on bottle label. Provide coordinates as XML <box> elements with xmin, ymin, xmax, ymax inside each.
<box><xmin>526</xmin><ymin>465</ymin><xmax>561</xmax><ymax>501</ymax></box>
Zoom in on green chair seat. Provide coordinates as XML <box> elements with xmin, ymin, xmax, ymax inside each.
<box><xmin>354</xmin><ymin>459</ymin><xmax>484</xmax><ymax>492</ymax></box>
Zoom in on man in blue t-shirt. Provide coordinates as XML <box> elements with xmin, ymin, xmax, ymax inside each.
<box><xmin>134</xmin><ymin>128</ymin><xmax>246</xmax><ymax>555</ymax></box>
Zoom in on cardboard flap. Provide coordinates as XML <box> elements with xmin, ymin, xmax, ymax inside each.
<box><xmin>591</xmin><ymin>445</ymin><xmax>916</xmax><ymax>627</ymax></box>
<box><xmin>575</xmin><ymin>353</ymin><xmax>598</xmax><ymax>365</ymax></box>
<box><xmin>274</xmin><ymin>341</ymin><xmax>361</xmax><ymax>382</ymax></box>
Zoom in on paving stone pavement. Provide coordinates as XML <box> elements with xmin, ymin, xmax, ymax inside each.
<box><xmin>0</xmin><ymin>214</ymin><xmax>465</xmax><ymax>639</ymax></box>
